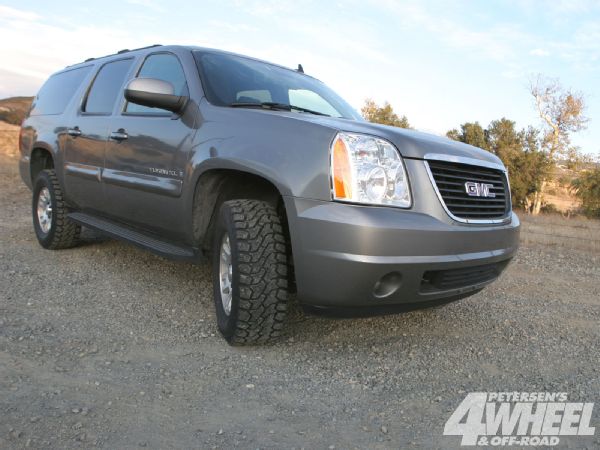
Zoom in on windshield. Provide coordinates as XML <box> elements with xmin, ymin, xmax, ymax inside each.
<box><xmin>193</xmin><ymin>51</ymin><xmax>362</xmax><ymax>120</ymax></box>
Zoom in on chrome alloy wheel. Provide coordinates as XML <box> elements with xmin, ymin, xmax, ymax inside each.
<box><xmin>37</xmin><ymin>187</ymin><xmax>52</xmax><ymax>234</ymax></box>
<box><xmin>219</xmin><ymin>233</ymin><xmax>233</xmax><ymax>315</ymax></box>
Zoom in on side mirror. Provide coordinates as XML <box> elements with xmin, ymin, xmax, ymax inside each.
<box><xmin>124</xmin><ymin>78</ymin><xmax>187</xmax><ymax>113</ymax></box>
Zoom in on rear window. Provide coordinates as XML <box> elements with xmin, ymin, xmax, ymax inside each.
<box><xmin>84</xmin><ymin>58</ymin><xmax>134</xmax><ymax>114</ymax></box>
<box><xmin>30</xmin><ymin>66</ymin><xmax>92</xmax><ymax>116</ymax></box>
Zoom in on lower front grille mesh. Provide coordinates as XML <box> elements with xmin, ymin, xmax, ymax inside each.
<box><xmin>421</xmin><ymin>261</ymin><xmax>509</xmax><ymax>292</ymax></box>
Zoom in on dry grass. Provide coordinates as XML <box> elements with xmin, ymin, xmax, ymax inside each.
<box><xmin>544</xmin><ymin>180</ymin><xmax>580</xmax><ymax>212</ymax></box>
<box><xmin>519</xmin><ymin>211</ymin><xmax>600</xmax><ymax>253</ymax></box>
<box><xmin>0</xmin><ymin>121</ymin><xmax>19</xmax><ymax>157</ymax></box>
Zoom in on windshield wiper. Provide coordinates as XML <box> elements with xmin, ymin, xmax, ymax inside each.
<box><xmin>228</xmin><ymin>101</ymin><xmax>330</xmax><ymax>116</ymax></box>
<box><xmin>289</xmin><ymin>104</ymin><xmax>330</xmax><ymax>116</ymax></box>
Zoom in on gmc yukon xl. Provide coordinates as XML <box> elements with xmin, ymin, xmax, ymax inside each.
<box><xmin>19</xmin><ymin>45</ymin><xmax>520</xmax><ymax>345</ymax></box>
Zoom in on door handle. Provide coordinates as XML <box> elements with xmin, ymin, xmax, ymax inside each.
<box><xmin>67</xmin><ymin>127</ymin><xmax>81</xmax><ymax>137</ymax></box>
<box><xmin>110</xmin><ymin>129</ymin><xmax>128</xmax><ymax>141</ymax></box>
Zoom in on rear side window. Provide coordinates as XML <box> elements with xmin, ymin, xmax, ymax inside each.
<box><xmin>30</xmin><ymin>66</ymin><xmax>92</xmax><ymax>116</ymax></box>
<box><xmin>125</xmin><ymin>53</ymin><xmax>188</xmax><ymax>114</ymax></box>
<box><xmin>84</xmin><ymin>58</ymin><xmax>133</xmax><ymax>114</ymax></box>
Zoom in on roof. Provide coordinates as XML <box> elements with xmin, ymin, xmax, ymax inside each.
<box><xmin>64</xmin><ymin>44</ymin><xmax>315</xmax><ymax>80</ymax></box>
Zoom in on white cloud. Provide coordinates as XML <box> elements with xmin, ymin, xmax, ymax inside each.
<box><xmin>368</xmin><ymin>0</ymin><xmax>600</xmax><ymax>78</ymax></box>
<box><xmin>530</xmin><ymin>48</ymin><xmax>550</xmax><ymax>56</ymax></box>
<box><xmin>507</xmin><ymin>0</ymin><xmax>600</xmax><ymax>17</ymax></box>
<box><xmin>548</xmin><ymin>21</ymin><xmax>600</xmax><ymax>71</ymax></box>
<box><xmin>0</xmin><ymin>69</ymin><xmax>41</xmax><ymax>98</ymax></box>
<box><xmin>548</xmin><ymin>0</ymin><xmax>600</xmax><ymax>14</ymax></box>
<box><xmin>368</xmin><ymin>0</ymin><xmax>533</xmax><ymax>63</ymax></box>
<box><xmin>205</xmin><ymin>20</ymin><xmax>258</xmax><ymax>34</ymax></box>
<box><xmin>232</xmin><ymin>0</ymin><xmax>301</xmax><ymax>17</ymax></box>
<box><xmin>0</xmin><ymin>6</ymin><xmax>162</xmax><ymax>96</ymax></box>
<box><xmin>0</xmin><ymin>5</ymin><xmax>40</xmax><ymax>21</ymax></box>
<box><xmin>125</xmin><ymin>0</ymin><xmax>165</xmax><ymax>13</ymax></box>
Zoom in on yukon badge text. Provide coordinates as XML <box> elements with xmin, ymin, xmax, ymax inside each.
<box><xmin>149</xmin><ymin>167</ymin><xmax>183</xmax><ymax>177</ymax></box>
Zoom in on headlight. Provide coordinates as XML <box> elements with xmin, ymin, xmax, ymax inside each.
<box><xmin>330</xmin><ymin>132</ymin><xmax>411</xmax><ymax>208</ymax></box>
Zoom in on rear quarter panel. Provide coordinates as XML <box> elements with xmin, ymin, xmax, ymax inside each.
<box><xmin>19</xmin><ymin>116</ymin><xmax>65</xmax><ymax>189</ymax></box>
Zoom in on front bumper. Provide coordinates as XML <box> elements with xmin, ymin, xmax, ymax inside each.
<box><xmin>284</xmin><ymin>197</ymin><xmax>520</xmax><ymax>310</ymax></box>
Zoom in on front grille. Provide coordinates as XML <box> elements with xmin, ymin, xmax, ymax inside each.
<box><xmin>421</xmin><ymin>261</ymin><xmax>509</xmax><ymax>292</ymax></box>
<box><xmin>426</xmin><ymin>159</ymin><xmax>510</xmax><ymax>221</ymax></box>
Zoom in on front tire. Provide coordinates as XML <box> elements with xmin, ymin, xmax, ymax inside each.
<box><xmin>32</xmin><ymin>169</ymin><xmax>80</xmax><ymax>249</ymax></box>
<box><xmin>212</xmin><ymin>199</ymin><xmax>289</xmax><ymax>345</ymax></box>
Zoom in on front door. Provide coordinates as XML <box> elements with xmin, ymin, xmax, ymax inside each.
<box><xmin>102</xmin><ymin>52</ymin><xmax>195</xmax><ymax>239</ymax></box>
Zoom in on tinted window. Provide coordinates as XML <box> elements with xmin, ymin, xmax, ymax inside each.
<box><xmin>84</xmin><ymin>59</ymin><xmax>133</xmax><ymax>114</ymax></box>
<box><xmin>126</xmin><ymin>53</ymin><xmax>188</xmax><ymax>113</ymax></box>
<box><xmin>194</xmin><ymin>51</ymin><xmax>361</xmax><ymax>120</ymax></box>
<box><xmin>30</xmin><ymin>66</ymin><xmax>92</xmax><ymax>116</ymax></box>
<box><xmin>288</xmin><ymin>89</ymin><xmax>340</xmax><ymax>117</ymax></box>
<box><xmin>236</xmin><ymin>89</ymin><xmax>272</xmax><ymax>103</ymax></box>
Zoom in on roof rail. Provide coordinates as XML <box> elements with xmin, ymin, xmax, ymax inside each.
<box><xmin>67</xmin><ymin>44</ymin><xmax>163</xmax><ymax>67</ymax></box>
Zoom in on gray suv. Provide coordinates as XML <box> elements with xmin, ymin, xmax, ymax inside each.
<box><xmin>19</xmin><ymin>45</ymin><xmax>520</xmax><ymax>345</ymax></box>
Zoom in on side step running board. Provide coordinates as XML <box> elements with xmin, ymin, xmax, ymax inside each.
<box><xmin>68</xmin><ymin>212</ymin><xmax>201</xmax><ymax>262</ymax></box>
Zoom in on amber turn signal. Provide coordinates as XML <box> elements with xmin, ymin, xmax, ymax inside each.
<box><xmin>332</xmin><ymin>136</ymin><xmax>352</xmax><ymax>199</ymax></box>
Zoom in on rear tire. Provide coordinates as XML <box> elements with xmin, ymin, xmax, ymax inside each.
<box><xmin>32</xmin><ymin>169</ymin><xmax>80</xmax><ymax>249</ymax></box>
<box><xmin>212</xmin><ymin>199</ymin><xmax>289</xmax><ymax>345</ymax></box>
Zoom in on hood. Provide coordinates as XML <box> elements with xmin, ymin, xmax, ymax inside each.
<box><xmin>288</xmin><ymin>114</ymin><xmax>503</xmax><ymax>166</ymax></box>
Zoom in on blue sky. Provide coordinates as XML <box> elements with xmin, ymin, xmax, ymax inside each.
<box><xmin>0</xmin><ymin>0</ymin><xmax>598</xmax><ymax>155</ymax></box>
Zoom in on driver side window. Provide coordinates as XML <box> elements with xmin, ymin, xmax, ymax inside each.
<box><xmin>125</xmin><ymin>53</ymin><xmax>188</xmax><ymax>114</ymax></box>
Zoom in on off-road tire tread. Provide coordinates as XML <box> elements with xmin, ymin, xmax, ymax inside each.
<box><xmin>225</xmin><ymin>199</ymin><xmax>288</xmax><ymax>345</ymax></box>
<box><xmin>35</xmin><ymin>170</ymin><xmax>80</xmax><ymax>249</ymax></box>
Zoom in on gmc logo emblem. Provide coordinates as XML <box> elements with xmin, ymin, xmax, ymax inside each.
<box><xmin>464</xmin><ymin>181</ymin><xmax>496</xmax><ymax>198</ymax></box>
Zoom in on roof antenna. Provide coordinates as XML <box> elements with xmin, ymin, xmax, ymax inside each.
<box><xmin>297</xmin><ymin>64</ymin><xmax>304</xmax><ymax>73</ymax></box>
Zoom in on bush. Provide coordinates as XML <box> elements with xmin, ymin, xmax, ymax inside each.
<box><xmin>572</xmin><ymin>168</ymin><xmax>600</xmax><ymax>218</ymax></box>
<box><xmin>540</xmin><ymin>202</ymin><xmax>559</xmax><ymax>214</ymax></box>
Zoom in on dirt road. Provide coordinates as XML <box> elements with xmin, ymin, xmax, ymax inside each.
<box><xmin>1</xmin><ymin>154</ymin><xmax>599</xmax><ymax>449</ymax></box>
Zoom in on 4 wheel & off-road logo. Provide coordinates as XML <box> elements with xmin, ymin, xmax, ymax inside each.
<box><xmin>443</xmin><ymin>392</ymin><xmax>596</xmax><ymax>446</ymax></box>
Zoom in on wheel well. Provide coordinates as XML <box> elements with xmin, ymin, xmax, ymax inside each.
<box><xmin>30</xmin><ymin>148</ymin><xmax>54</xmax><ymax>183</ymax></box>
<box><xmin>193</xmin><ymin>169</ymin><xmax>284</xmax><ymax>249</ymax></box>
<box><xmin>192</xmin><ymin>169</ymin><xmax>295</xmax><ymax>291</ymax></box>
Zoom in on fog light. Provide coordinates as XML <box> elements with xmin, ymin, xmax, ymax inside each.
<box><xmin>373</xmin><ymin>272</ymin><xmax>403</xmax><ymax>298</ymax></box>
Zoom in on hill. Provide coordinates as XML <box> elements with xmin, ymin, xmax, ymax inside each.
<box><xmin>0</xmin><ymin>121</ymin><xmax>20</xmax><ymax>162</ymax></box>
<box><xmin>0</xmin><ymin>96</ymin><xmax>34</xmax><ymax>125</ymax></box>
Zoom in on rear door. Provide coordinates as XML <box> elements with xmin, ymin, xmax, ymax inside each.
<box><xmin>25</xmin><ymin>64</ymin><xmax>92</xmax><ymax>191</ymax></box>
<box><xmin>102</xmin><ymin>52</ymin><xmax>195</xmax><ymax>238</ymax></box>
<box><xmin>63</xmin><ymin>58</ymin><xmax>135</xmax><ymax>213</ymax></box>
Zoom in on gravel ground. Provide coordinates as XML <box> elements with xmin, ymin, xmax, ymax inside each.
<box><xmin>1</xmin><ymin>155</ymin><xmax>599</xmax><ymax>449</ymax></box>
